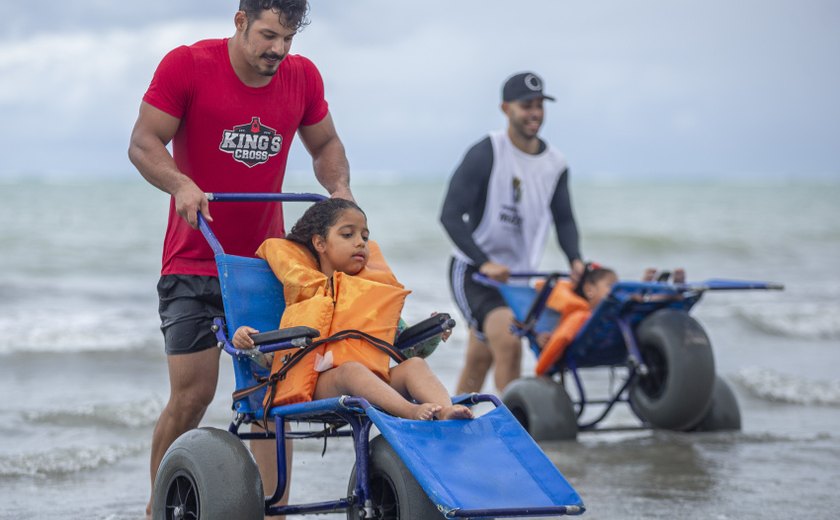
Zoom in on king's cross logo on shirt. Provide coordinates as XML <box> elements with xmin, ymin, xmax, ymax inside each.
<box><xmin>219</xmin><ymin>117</ymin><xmax>283</xmax><ymax>167</ymax></box>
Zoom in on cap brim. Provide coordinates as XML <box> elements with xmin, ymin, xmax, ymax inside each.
<box><xmin>507</xmin><ymin>92</ymin><xmax>556</xmax><ymax>102</ymax></box>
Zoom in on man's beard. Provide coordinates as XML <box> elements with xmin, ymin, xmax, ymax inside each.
<box><xmin>258</xmin><ymin>53</ymin><xmax>285</xmax><ymax>76</ymax></box>
<box><xmin>513</xmin><ymin>118</ymin><xmax>541</xmax><ymax>140</ymax></box>
<box><xmin>243</xmin><ymin>28</ymin><xmax>284</xmax><ymax>77</ymax></box>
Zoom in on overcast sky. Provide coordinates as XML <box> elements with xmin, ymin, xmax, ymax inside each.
<box><xmin>1</xmin><ymin>1</ymin><xmax>838</xmax><ymax>182</ymax></box>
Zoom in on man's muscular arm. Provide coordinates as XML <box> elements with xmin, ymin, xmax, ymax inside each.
<box><xmin>128</xmin><ymin>102</ymin><xmax>211</xmax><ymax>229</ymax></box>
<box><xmin>298</xmin><ymin>112</ymin><xmax>353</xmax><ymax>201</ymax></box>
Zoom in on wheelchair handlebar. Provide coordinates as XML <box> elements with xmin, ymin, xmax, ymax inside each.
<box><xmin>205</xmin><ymin>192</ymin><xmax>327</xmax><ymax>203</ymax></box>
<box><xmin>197</xmin><ymin>192</ymin><xmax>329</xmax><ymax>256</ymax></box>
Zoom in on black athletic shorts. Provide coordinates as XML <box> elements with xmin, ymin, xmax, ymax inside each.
<box><xmin>447</xmin><ymin>257</ymin><xmax>507</xmax><ymax>339</ymax></box>
<box><xmin>157</xmin><ymin>274</ymin><xmax>224</xmax><ymax>355</ymax></box>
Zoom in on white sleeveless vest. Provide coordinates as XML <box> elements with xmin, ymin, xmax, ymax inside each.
<box><xmin>454</xmin><ymin>131</ymin><xmax>568</xmax><ymax>273</ymax></box>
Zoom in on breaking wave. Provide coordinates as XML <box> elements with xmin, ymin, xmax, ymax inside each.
<box><xmin>22</xmin><ymin>397</ymin><xmax>163</xmax><ymax>428</ymax></box>
<box><xmin>0</xmin><ymin>306</ymin><xmax>160</xmax><ymax>355</ymax></box>
<box><xmin>734</xmin><ymin>367</ymin><xmax>840</xmax><ymax>406</ymax></box>
<box><xmin>734</xmin><ymin>302</ymin><xmax>840</xmax><ymax>341</ymax></box>
<box><xmin>0</xmin><ymin>442</ymin><xmax>147</xmax><ymax>478</ymax></box>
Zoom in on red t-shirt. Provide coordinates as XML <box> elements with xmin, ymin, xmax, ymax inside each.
<box><xmin>142</xmin><ymin>38</ymin><xmax>329</xmax><ymax>276</ymax></box>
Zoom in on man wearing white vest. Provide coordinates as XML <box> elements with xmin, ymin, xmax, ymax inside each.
<box><xmin>440</xmin><ymin>71</ymin><xmax>585</xmax><ymax>394</ymax></box>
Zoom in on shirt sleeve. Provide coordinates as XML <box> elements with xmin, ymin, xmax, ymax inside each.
<box><xmin>298</xmin><ymin>57</ymin><xmax>329</xmax><ymax>127</ymax></box>
<box><xmin>550</xmin><ymin>168</ymin><xmax>583</xmax><ymax>265</ymax></box>
<box><xmin>439</xmin><ymin>137</ymin><xmax>493</xmax><ymax>266</ymax></box>
<box><xmin>142</xmin><ymin>46</ymin><xmax>194</xmax><ymax>119</ymax></box>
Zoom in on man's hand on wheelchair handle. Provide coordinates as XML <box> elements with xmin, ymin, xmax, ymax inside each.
<box><xmin>479</xmin><ymin>261</ymin><xmax>511</xmax><ymax>283</ymax></box>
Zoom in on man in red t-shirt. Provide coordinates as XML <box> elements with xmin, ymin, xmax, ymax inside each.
<box><xmin>128</xmin><ymin>1</ymin><xmax>352</xmax><ymax>517</ymax></box>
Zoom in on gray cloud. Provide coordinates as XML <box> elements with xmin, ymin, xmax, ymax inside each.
<box><xmin>3</xmin><ymin>2</ymin><xmax>228</xmax><ymax>37</ymax></box>
<box><xmin>1</xmin><ymin>0</ymin><xmax>838</xmax><ymax>180</ymax></box>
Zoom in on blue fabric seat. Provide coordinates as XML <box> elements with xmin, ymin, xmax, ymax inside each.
<box><xmin>215</xmin><ymin>253</ymin><xmax>284</xmax><ymax>416</ymax></box>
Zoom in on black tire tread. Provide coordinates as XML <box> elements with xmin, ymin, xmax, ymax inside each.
<box><xmin>347</xmin><ymin>435</ymin><xmax>442</xmax><ymax>519</ymax></box>
<box><xmin>502</xmin><ymin>376</ymin><xmax>578</xmax><ymax>441</ymax></box>
<box><xmin>152</xmin><ymin>427</ymin><xmax>264</xmax><ymax>520</ymax></box>
<box><xmin>629</xmin><ymin>309</ymin><xmax>716</xmax><ymax>431</ymax></box>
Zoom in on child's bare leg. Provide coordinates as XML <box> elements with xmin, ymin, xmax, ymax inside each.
<box><xmin>390</xmin><ymin>358</ymin><xmax>473</xmax><ymax>420</ymax></box>
<box><xmin>313</xmin><ymin>362</ymin><xmax>439</xmax><ymax>420</ymax></box>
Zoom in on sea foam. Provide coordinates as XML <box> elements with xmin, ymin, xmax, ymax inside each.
<box><xmin>0</xmin><ymin>442</ymin><xmax>147</xmax><ymax>478</ymax></box>
<box><xmin>0</xmin><ymin>307</ymin><xmax>159</xmax><ymax>355</ymax></box>
<box><xmin>22</xmin><ymin>397</ymin><xmax>163</xmax><ymax>428</ymax></box>
<box><xmin>734</xmin><ymin>367</ymin><xmax>840</xmax><ymax>406</ymax></box>
<box><xmin>735</xmin><ymin>301</ymin><xmax>840</xmax><ymax>341</ymax></box>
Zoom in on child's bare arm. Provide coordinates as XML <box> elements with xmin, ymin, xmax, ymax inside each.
<box><xmin>232</xmin><ymin>326</ymin><xmax>259</xmax><ymax>349</ymax></box>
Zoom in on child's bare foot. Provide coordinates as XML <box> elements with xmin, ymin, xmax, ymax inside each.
<box><xmin>410</xmin><ymin>403</ymin><xmax>442</xmax><ymax>420</ymax></box>
<box><xmin>436</xmin><ymin>404</ymin><xmax>474</xmax><ymax>420</ymax></box>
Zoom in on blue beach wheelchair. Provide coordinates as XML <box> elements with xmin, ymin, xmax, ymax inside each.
<box><xmin>152</xmin><ymin>193</ymin><xmax>585</xmax><ymax>520</ymax></box>
<box><xmin>475</xmin><ymin>271</ymin><xmax>783</xmax><ymax>441</ymax></box>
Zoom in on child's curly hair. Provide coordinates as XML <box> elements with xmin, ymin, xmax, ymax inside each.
<box><xmin>286</xmin><ymin>198</ymin><xmax>366</xmax><ymax>264</ymax></box>
<box><xmin>574</xmin><ymin>262</ymin><xmax>616</xmax><ymax>299</ymax></box>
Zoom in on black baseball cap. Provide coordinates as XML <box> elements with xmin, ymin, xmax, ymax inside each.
<box><xmin>502</xmin><ymin>72</ymin><xmax>555</xmax><ymax>103</ymax></box>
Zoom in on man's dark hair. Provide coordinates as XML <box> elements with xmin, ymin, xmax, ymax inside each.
<box><xmin>239</xmin><ymin>0</ymin><xmax>310</xmax><ymax>31</ymax></box>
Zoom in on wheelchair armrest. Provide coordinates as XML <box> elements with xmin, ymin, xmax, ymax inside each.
<box><xmin>395</xmin><ymin>313</ymin><xmax>455</xmax><ymax>354</ymax></box>
<box><xmin>250</xmin><ymin>326</ymin><xmax>320</xmax><ymax>346</ymax></box>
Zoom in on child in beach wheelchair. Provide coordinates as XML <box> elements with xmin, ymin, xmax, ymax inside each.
<box><xmin>533</xmin><ymin>263</ymin><xmax>687</xmax><ymax>375</ymax></box>
<box><xmin>232</xmin><ymin>197</ymin><xmax>473</xmax><ymax>421</ymax></box>
<box><xmin>153</xmin><ymin>193</ymin><xmax>585</xmax><ymax>520</ymax></box>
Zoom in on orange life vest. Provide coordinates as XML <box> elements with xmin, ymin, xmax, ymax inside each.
<box><xmin>256</xmin><ymin>238</ymin><xmax>410</xmax><ymax>406</ymax></box>
<box><xmin>534</xmin><ymin>280</ymin><xmax>591</xmax><ymax>376</ymax></box>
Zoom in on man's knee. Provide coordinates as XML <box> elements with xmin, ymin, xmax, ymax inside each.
<box><xmin>464</xmin><ymin>341</ymin><xmax>492</xmax><ymax>367</ymax></box>
<box><xmin>166</xmin><ymin>386</ymin><xmax>214</xmax><ymax>418</ymax></box>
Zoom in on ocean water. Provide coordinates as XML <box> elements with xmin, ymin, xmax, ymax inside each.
<box><xmin>0</xmin><ymin>176</ymin><xmax>839</xmax><ymax>519</ymax></box>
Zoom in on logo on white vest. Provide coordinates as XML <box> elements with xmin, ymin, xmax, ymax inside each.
<box><xmin>219</xmin><ymin>117</ymin><xmax>283</xmax><ymax>167</ymax></box>
<box><xmin>512</xmin><ymin>176</ymin><xmax>522</xmax><ymax>203</ymax></box>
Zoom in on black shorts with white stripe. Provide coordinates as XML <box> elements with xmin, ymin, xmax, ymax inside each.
<box><xmin>447</xmin><ymin>257</ymin><xmax>507</xmax><ymax>340</ymax></box>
